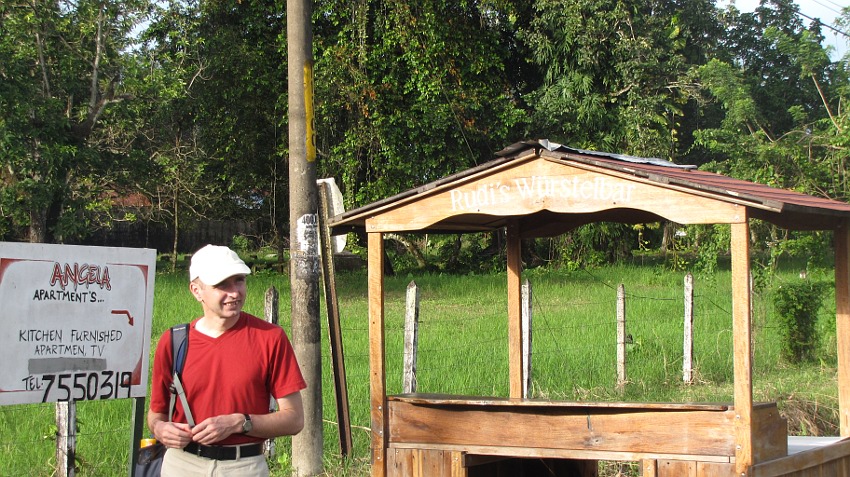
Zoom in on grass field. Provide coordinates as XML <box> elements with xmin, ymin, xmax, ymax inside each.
<box><xmin>0</xmin><ymin>258</ymin><xmax>841</xmax><ymax>476</ymax></box>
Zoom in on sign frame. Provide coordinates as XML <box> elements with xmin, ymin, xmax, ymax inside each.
<box><xmin>0</xmin><ymin>242</ymin><xmax>156</xmax><ymax>405</ymax></box>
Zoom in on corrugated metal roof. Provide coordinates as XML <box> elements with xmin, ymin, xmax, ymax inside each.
<box><xmin>329</xmin><ymin>140</ymin><xmax>850</xmax><ymax>235</ymax></box>
<box><xmin>513</xmin><ymin>139</ymin><xmax>698</xmax><ymax>169</ymax></box>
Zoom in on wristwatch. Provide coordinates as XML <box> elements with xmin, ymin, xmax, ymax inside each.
<box><xmin>241</xmin><ymin>414</ymin><xmax>253</xmax><ymax>434</ymax></box>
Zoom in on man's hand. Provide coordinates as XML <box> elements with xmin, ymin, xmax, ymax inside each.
<box><xmin>153</xmin><ymin>419</ymin><xmax>194</xmax><ymax>449</ymax></box>
<box><xmin>190</xmin><ymin>413</ymin><xmax>244</xmax><ymax>445</ymax></box>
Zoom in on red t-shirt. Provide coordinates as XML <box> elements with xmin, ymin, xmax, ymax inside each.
<box><xmin>150</xmin><ymin>312</ymin><xmax>306</xmax><ymax>445</ymax></box>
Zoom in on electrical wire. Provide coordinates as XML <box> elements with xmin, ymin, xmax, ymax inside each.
<box><xmin>799</xmin><ymin>11</ymin><xmax>850</xmax><ymax>39</ymax></box>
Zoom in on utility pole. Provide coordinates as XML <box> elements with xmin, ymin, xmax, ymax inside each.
<box><xmin>287</xmin><ymin>0</ymin><xmax>323</xmax><ymax>474</ymax></box>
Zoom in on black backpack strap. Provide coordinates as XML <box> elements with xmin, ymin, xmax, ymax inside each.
<box><xmin>167</xmin><ymin>324</ymin><xmax>195</xmax><ymax>427</ymax></box>
<box><xmin>171</xmin><ymin>323</ymin><xmax>189</xmax><ymax>376</ymax></box>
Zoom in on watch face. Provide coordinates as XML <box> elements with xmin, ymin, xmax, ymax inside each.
<box><xmin>242</xmin><ymin>415</ymin><xmax>253</xmax><ymax>433</ymax></box>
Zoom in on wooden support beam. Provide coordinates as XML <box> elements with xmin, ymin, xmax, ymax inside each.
<box><xmin>369</xmin><ymin>231</ymin><xmax>388</xmax><ymax>477</ymax></box>
<box><xmin>318</xmin><ymin>182</ymin><xmax>353</xmax><ymax>456</ymax></box>
<box><xmin>506</xmin><ymin>222</ymin><xmax>523</xmax><ymax>399</ymax></box>
<box><xmin>836</xmin><ymin>223</ymin><xmax>850</xmax><ymax>436</ymax></box>
<box><xmin>642</xmin><ymin>459</ymin><xmax>658</xmax><ymax>477</ymax></box>
<box><xmin>732</xmin><ymin>217</ymin><xmax>754</xmax><ymax>475</ymax></box>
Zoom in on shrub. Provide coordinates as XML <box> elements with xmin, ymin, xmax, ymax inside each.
<box><xmin>773</xmin><ymin>280</ymin><xmax>829</xmax><ymax>363</ymax></box>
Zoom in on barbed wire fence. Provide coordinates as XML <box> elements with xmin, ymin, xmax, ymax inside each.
<box><xmin>0</xmin><ymin>269</ymin><xmax>828</xmax><ymax>475</ymax></box>
<box><xmin>321</xmin><ymin>269</ymin><xmax>804</xmax><ymax>442</ymax></box>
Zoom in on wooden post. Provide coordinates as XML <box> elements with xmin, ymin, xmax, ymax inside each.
<box><xmin>521</xmin><ymin>279</ymin><xmax>532</xmax><ymax>399</ymax></box>
<box><xmin>683</xmin><ymin>272</ymin><xmax>694</xmax><ymax>384</ymax></box>
<box><xmin>616</xmin><ymin>284</ymin><xmax>627</xmax><ymax>390</ymax></box>
<box><xmin>506</xmin><ymin>222</ymin><xmax>523</xmax><ymax>399</ymax></box>
<box><xmin>318</xmin><ymin>181</ymin><xmax>353</xmax><ymax>456</ymax></box>
<box><xmin>732</xmin><ymin>216</ymin><xmax>754</xmax><ymax>475</ymax></box>
<box><xmin>403</xmin><ymin>281</ymin><xmax>420</xmax><ymax>394</ymax></box>
<box><xmin>55</xmin><ymin>401</ymin><xmax>76</xmax><ymax>477</ymax></box>
<box><xmin>128</xmin><ymin>397</ymin><xmax>146</xmax><ymax>477</ymax></box>
<box><xmin>265</xmin><ymin>286</ymin><xmax>279</xmax><ymax>325</ymax></box>
<box><xmin>836</xmin><ymin>223</ymin><xmax>850</xmax><ymax>436</ymax></box>
<box><xmin>368</xmin><ymin>231</ymin><xmax>387</xmax><ymax>477</ymax></box>
<box><xmin>264</xmin><ymin>286</ymin><xmax>279</xmax><ymax>458</ymax></box>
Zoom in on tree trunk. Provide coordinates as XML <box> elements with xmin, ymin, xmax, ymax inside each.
<box><xmin>28</xmin><ymin>208</ymin><xmax>48</xmax><ymax>243</ymax></box>
<box><xmin>661</xmin><ymin>222</ymin><xmax>674</xmax><ymax>254</ymax></box>
<box><xmin>387</xmin><ymin>233</ymin><xmax>427</xmax><ymax>268</ymax></box>
<box><xmin>171</xmin><ymin>192</ymin><xmax>179</xmax><ymax>272</ymax></box>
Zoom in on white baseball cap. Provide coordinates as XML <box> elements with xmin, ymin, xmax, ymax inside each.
<box><xmin>189</xmin><ymin>244</ymin><xmax>251</xmax><ymax>285</ymax></box>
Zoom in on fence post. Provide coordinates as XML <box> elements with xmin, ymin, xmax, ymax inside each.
<box><xmin>521</xmin><ymin>279</ymin><xmax>532</xmax><ymax>398</ymax></box>
<box><xmin>264</xmin><ymin>286</ymin><xmax>279</xmax><ymax>458</ymax></box>
<box><xmin>617</xmin><ymin>284</ymin><xmax>627</xmax><ymax>391</ymax></box>
<box><xmin>55</xmin><ymin>401</ymin><xmax>76</xmax><ymax>477</ymax></box>
<box><xmin>683</xmin><ymin>273</ymin><xmax>694</xmax><ymax>384</ymax></box>
<box><xmin>265</xmin><ymin>286</ymin><xmax>279</xmax><ymax>325</ymax></box>
<box><xmin>403</xmin><ymin>281</ymin><xmax>420</xmax><ymax>394</ymax></box>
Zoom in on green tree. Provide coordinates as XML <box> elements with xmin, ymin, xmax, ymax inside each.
<box><xmin>134</xmin><ymin>0</ymin><xmax>225</xmax><ymax>264</ymax></box>
<box><xmin>693</xmin><ymin>0</ymin><xmax>850</xmax><ymax>264</ymax></box>
<box><xmin>136</xmin><ymin>0</ymin><xmax>291</xmax><ymax>253</ymax></box>
<box><xmin>520</xmin><ymin>0</ymin><xmax>718</xmax><ymax>159</ymax></box>
<box><xmin>191</xmin><ymin>0</ymin><xmax>289</xmax><ymax>244</ymax></box>
<box><xmin>0</xmin><ymin>0</ymin><xmax>149</xmax><ymax>243</ymax></box>
<box><xmin>314</xmin><ymin>0</ymin><xmax>528</xmax><ymax>206</ymax></box>
<box><xmin>515</xmin><ymin>0</ymin><xmax>721</xmax><ymax>266</ymax></box>
<box><xmin>697</xmin><ymin>0</ymin><xmax>850</xmax><ymax>197</ymax></box>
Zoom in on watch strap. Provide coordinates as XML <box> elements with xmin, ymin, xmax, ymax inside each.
<box><xmin>242</xmin><ymin>413</ymin><xmax>252</xmax><ymax>433</ymax></box>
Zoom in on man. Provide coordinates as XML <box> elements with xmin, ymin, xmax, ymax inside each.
<box><xmin>148</xmin><ymin>244</ymin><xmax>306</xmax><ymax>476</ymax></box>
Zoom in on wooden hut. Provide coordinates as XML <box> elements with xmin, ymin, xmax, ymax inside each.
<box><xmin>329</xmin><ymin>139</ymin><xmax>850</xmax><ymax>477</ymax></box>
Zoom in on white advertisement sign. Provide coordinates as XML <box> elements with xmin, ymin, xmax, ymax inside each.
<box><xmin>0</xmin><ymin>243</ymin><xmax>156</xmax><ymax>405</ymax></box>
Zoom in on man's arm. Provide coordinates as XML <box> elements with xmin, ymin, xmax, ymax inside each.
<box><xmin>250</xmin><ymin>391</ymin><xmax>305</xmax><ymax>438</ymax></box>
<box><xmin>188</xmin><ymin>391</ymin><xmax>305</xmax><ymax>445</ymax></box>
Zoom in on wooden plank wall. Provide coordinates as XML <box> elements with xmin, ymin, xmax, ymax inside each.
<box><xmin>387</xmin><ymin>448</ymin><xmax>465</xmax><ymax>477</ymax></box>
<box><xmin>646</xmin><ymin>460</ymin><xmax>734</xmax><ymax>477</ymax></box>
<box><xmin>387</xmin><ymin>448</ymin><xmax>599</xmax><ymax>477</ymax></box>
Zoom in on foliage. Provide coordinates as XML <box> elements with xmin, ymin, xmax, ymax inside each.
<box><xmin>548</xmin><ymin>223</ymin><xmax>635</xmax><ymax>270</ymax></box>
<box><xmin>683</xmin><ymin>224</ymin><xmax>729</xmax><ymax>274</ymax></box>
<box><xmin>696</xmin><ymin>0</ymin><xmax>850</xmax><ymax>201</ymax></box>
<box><xmin>689</xmin><ymin>0</ymin><xmax>850</xmax><ymax>267</ymax></box>
<box><xmin>313</xmin><ymin>0</ymin><xmax>528</xmax><ymax>206</ymax></box>
<box><xmin>2</xmin><ymin>0</ymin><xmax>850</xmax><ymax>274</ymax></box>
<box><xmin>132</xmin><ymin>0</ymin><xmax>225</xmax><ymax>264</ymax></box>
<box><xmin>0</xmin><ymin>0</ymin><xmax>149</xmax><ymax>243</ymax></box>
<box><xmin>773</xmin><ymin>280</ymin><xmax>829</xmax><ymax>363</ymax></box>
<box><xmin>190</xmin><ymin>0</ymin><xmax>289</xmax><ymax>234</ymax></box>
<box><xmin>520</xmin><ymin>0</ymin><xmax>718</xmax><ymax>159</ymax></box>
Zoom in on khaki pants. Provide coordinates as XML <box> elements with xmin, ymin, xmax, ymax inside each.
<box><xmin>161</xmin><ymin>446</ymin><xmax>270</xmax><ymax>477</ymax></box>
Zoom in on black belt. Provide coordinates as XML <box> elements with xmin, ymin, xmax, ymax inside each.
<box><xmin>183</xmin><ymin>442</ymin><xmax>263</xmax><ymax>460</ymax></box>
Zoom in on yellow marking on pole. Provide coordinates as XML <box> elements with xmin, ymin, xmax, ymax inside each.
<box><xmin>305</xmin><ymin>62</ymin><xmax>316</xmax><ymax>163</ymax></box>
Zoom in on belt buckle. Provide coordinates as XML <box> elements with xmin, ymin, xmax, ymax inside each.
<box><xmin>196</xmin><ymin>444</ymin><xmax>203</xmax><ymax>457</ymax></box>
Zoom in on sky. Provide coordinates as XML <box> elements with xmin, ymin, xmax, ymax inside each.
<box><xmin>720</xmin><ymin>0</ymin><xmax>849</xmax><ymax>59</ymax></box>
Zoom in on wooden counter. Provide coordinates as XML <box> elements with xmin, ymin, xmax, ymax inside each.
<box><xmin>385</xmin><ymin>393</ymin><xmax>788</xmax><ymax>477</ymax></box>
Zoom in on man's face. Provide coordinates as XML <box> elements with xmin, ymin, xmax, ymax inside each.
<box><xmin>190</xmin><ymin>274</ymin><xmax>247</xmax><ymax>320</ymax></box>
